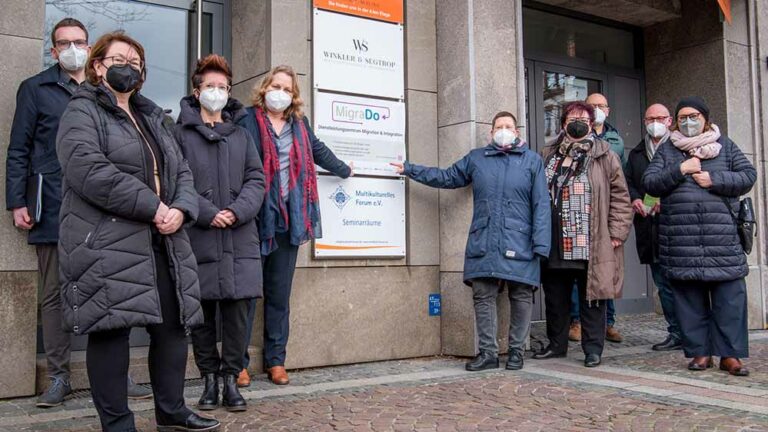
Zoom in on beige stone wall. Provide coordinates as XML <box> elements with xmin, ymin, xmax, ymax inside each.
<box><xmin>0</xmin><ymin>0</ymin><xmax>45</xmax><ymax>398</ymax></box>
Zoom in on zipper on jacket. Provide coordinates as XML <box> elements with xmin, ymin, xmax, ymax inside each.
<box><xmin>164</xmin><ymin>236</ymin><xmax>189</xmax><ymax>332</ymax></box>
<box><xmin>86</xmin><ymin>216</ymin><xmax>107</xmax><ymax>248</ymax></box>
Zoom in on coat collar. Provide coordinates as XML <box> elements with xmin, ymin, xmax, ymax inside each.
<box><xmin>39</xmin><ymin>64</ymin><xmax>66</xmax><ymax>85</ymax></box>
<box><xmin>483</xmin><ymin>143</ymin><xmax>525</xmax><ymax>157</ymax></box>
<box><xmin>177</xmin><ymin>95</ymin><xmax>245</xmax><ymax>142</ymax></box>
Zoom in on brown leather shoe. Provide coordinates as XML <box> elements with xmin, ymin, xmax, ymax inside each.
<box><xmin>237</xmin><ymin>368</ymin><xmax>251</xmax><ymax>388</ymax></box>
<box><xmin>568</xmin><ymin>322</ymin><xmax>581</xmax><ymax>342</ymax></box>
<box><xmin>606</xmin><ymin>325</ymin><xmax>623</xmax><ymax>343</ymax></box>
<box><xmin>719</xmin><ymin>357</ymin><xmax>749</xmax><ymax>376</ymax></box>
<box><xmin>688</xmin><ymin>356</ymin><xmax>713</xmax><ymax>371</ymax></box>
<box><xmin>267</xmin><ymin>366</ymin><xmax>289</xmax><ymax>385</ymax></box>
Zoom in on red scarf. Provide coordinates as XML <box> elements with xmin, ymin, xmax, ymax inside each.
<box><xmin>254</xmin><ymin>108</ymin><xmax>319</xmax><ymax>235</ymax></box>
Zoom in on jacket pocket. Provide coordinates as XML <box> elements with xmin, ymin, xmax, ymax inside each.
<box><xmin>502</xmin><ymin>217</ymin><xmax>534</xmax><ymax>261</ymax></box>
<box><xmin>465</xmin><ymin>216</ymin><xmax>489</xmax><ymax>258</ymax></box>
<box><xmin>85</xmin><ymin>216</ymin><xmax>108</xmax><ymax>249</ymax></box>
<box><xmin>232</xmin><ymin>219</ymin><xmax>261</xmax><ymax>259</ymax></box>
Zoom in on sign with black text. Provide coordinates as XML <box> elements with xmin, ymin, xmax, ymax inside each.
<box><xmin>314</xmin><ymin>91</ymin><xmax>405</xmax><ymax>177</ymax></box>
<box><xmin>314</xmin><ymin>175</ymin><xmax>406</xmax><ymax>258</ymax></box>
<box><xmin>313</xmin><ymin>9</ymin><xmax>404</xmax><ymax>99</ymax></box>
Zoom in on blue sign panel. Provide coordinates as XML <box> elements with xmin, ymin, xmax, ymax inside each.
<box><xmin>428</xmin><ymin>294</ymin><xmax>441</xmax><ymax>316</ymax></box>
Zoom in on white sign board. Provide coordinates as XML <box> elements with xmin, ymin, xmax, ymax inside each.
<box><xmin>314</xmin><ymin>175</ymin><xmax>406</xmax><ymax>258</ymax></box>
<box><xmin>314</xmin><ymin>91</ymin><xmax>405</xmax><ymax>177</ymax></box>
<box><xmin>313</xmin><ymin>9</ymin><xmax>404</xmax><ymax>99</ymax></box>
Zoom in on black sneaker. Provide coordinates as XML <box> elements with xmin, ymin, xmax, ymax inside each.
<box><xmin>127</xmin><ymin>374</ymin><xmax>153</xmax><ymax>400</ymax></box>
<box><xmin>36</xmin><ymin>377</ymin><xmax>71</xmax><ymax>408</ymax></box>
<box><xmin>465</xmin><ymin>351</ymin><xmax>499</xmax><ymax>371</ymax></box>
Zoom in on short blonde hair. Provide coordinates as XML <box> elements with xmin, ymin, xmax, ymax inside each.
<box><xmin>251</xmin><ymin>65</ymin><xmax>304</xmax><ymax>119</ymax></box>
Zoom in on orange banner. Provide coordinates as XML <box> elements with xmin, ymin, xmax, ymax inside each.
<box><xmin>314</xmin><ymin>0</ymin><xmax>403</xmax><ymax>24</ymax></box>
<box><xmin>717</xmin><ymin>0</ymin><xmax>732</xmax><ymax>24</ymax></box>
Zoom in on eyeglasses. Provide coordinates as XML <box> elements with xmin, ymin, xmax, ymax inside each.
<box><xmin>677</xmin><ymin>112</ymin><xmax>701</xmax><ymax>122</ymax></box>
<box><xmin>200</xmin><ymin>83</ymin><xmax>231</xmax><ymax>92</ymax></box>
<box><xmin>589</xmin><ymin>104</ymin><xmax>609</xmax><ymax>110</ymax></box>
<box><xmin>566</xmin><ymin>117</ymin><xmax>591</xmax><ymax>124</ymax></box>
<box><xmin>102</xmin><ymin>55</ymin><xmax>144</xmax><ymax>71</ymax></box>
<box><xmin>55</xmin><ymin>39</ymin><xmax>88</xmax><ymax>50</ymax></box>
<box><xmin>645</xmin><ymin>116</ymin><xmax>669</xmax><ymax>123</ymax></box>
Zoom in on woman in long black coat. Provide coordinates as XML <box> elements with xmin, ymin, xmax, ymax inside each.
<box><xmin>56</xmin><ymin>32</ymin><xmax>218</xmax><ymax>432</ymax></box>
<box><xmin>643</xmin><ymin>97</ymin><xmax>756</xmax><ymax>376</ymax></box>
<box><xmin>175</xmin><ymin>54</ymin><xmax>265</xmax><ymax>411</ymax></box>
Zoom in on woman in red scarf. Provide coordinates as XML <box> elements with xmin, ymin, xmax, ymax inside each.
<box><xmin>237</xmin><ymin>65</ymin><xmax>352</xmax><ymax>386</ymax></box>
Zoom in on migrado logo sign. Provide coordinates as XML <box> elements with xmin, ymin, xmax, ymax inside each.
<box><xmin>332</xmin><ymin>100</ymin><xmax>390</xmax><ymax>124</ymax></box>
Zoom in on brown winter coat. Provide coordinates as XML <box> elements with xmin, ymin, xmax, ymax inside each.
<box><xmin>543</xmin><ymin>138</ymin><xmax>633</xmax><ymax>301</ymax></box>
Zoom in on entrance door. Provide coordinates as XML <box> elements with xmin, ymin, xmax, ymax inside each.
<box><xmin>40</xmin><ymin>0</ymin><xmax>230</xmax><ymax>351</ymax></box>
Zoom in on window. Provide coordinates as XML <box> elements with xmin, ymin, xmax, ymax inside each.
<box><xmin>45</xmin><ymin>0</ymin><xmax>190</xmax><ymax>117</ymax></box>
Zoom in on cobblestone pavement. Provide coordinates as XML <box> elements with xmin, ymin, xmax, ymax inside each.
<box><xmin>4</xmin><ymin>314</ymin><xmax>768</xmax><ymax>431</ymax></box>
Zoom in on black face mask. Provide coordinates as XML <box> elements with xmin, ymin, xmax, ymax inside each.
<box><xmin>565</xmin><ymin>120</ymin><xmax>590</xmax><ymax>140</ymax></box>
<box><xmin>105</xmin><ymin>64</ymin><xmax>142</xmax><ymax>93</ymax></box>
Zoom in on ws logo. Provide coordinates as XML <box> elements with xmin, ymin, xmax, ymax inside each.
<box><xmin>352</xmin><ymin>38</ymin><xmax>368</xmax><ymax>52</ymax></box>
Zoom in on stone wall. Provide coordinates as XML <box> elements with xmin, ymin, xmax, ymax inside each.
<box><xmin>0</xmin><ymin>0</ymin><xmax>45</xmax><ymax>398</ymax></box>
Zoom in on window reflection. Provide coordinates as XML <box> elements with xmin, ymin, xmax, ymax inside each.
<box><xmin>542</xmin><ymin>72</ymin><xmax>600</xmax><ymax>144</ymax></box>
<box><xmin>45</xmin><ymin>0</ymin><xmax>189</xmax><ymax>117</ymax></box>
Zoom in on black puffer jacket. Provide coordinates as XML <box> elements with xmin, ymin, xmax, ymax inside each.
<box><xmin>175</xmin><ymin>96</ymin><xmax>265</xmax><ymax>300</ymax></box>
<box><xmin>56</xmin><ymin>83</ymin><xmax>204</xmax><ymax>335</ymax></box>
<box><xmin>642</xmin><ymin>135</ymin><xmax>756</xmax><ymax>281</ymax></box>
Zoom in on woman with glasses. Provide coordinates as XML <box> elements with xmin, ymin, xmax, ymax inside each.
<box><xmin>643</xmin><ymin>97</ymin><xmax>756</xmax><ymax>376</ymax></box>
<box><xmin>175</xmin><ymin>54</ymin><xmax>265</xmax><ymax>411</ymax></box>
<box><xmin>532</xmin><ymin>101</ymin><xmax>632</xmax><ymax>368</ymax></box>
<box><xmin>56</xmin><ymin>31</ymin><xmax>219</xmax><ymax>431</ymax></box>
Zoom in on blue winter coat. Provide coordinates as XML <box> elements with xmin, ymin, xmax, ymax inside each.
<box><xmin>642</xmin><ymin>135</ymin><xmax>756</xmax><ymax>281</ymax></box>
<box><xmin>6</xmin><ymin>65</ymin><xmax>74</xmax><ymax>244</ymax></box>
<box><xmin>404</xmin><ymin>145</ymin><xmax>551</xmax><ymax>286</ymax></box>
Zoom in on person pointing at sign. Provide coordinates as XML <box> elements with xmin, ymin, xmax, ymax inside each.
<box><xmin>237</xmin><ymin>65</ymin><xmax>352</xmax><ymax>386</ymax></box>
<box><xmin>391</xmin><ymin>112</ymin><xmax>550</xmax><ymax>372</ymax></box>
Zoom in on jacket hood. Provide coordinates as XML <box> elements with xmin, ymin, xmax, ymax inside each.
<box><xmin>72</xmin><ymin>82</ymin><xmax>165</xmax><ymax>118</ymax></box>
<box><xmin>177</xmin><ymin>95</ymin><xmax>246</xmax><ymax>142</ymax></box>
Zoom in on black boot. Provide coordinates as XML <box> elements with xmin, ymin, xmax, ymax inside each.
<box><xmin>197</xmin><ymin>373</ymin><xmax>219</xmax><ymax>411</ymax></box>
<box><xmin>222</xmin><ymin>374</ymin><xmax>247</xmax><ymax>412</ymax></box>
<box><xmin>465</xmin><ymin>351</ymin><xmax>499</xmax><ymax>371</ymax></box>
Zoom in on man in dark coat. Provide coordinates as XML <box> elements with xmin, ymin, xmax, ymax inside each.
<box><xmin>624</xmin><ymin>103</ymin><xmax>681</xmax><ymax>351</ymax></box>
<box><xmin>6</xmin><ymin>18</ymin><xmax>92</xmax><ymax>407</ymax></box>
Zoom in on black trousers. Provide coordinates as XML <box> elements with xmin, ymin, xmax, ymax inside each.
<box><xmin>191</xmin><ymin>298</ymin><xmax>250</xmax><ymax>376</ymax></box>
<box><xmin>86</xmin><ymin>241</ymin><xmax>192</xmax><ymax>432</ymax></box>
<box><xmin>262</xmin><ymin>231</ymin><xmax>299</xmax><ymax>368</ymax></box>
<box><xmin>542</xmin><ymin>269</ymin><xmax>607</xmax><ymax>356</ymax></box>
<box><xmin>671</xmin><ymin>278</ymin><xmax>749</xmax><ymax>359</ymax></box>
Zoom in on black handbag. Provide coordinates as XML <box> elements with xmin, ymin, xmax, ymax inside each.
<box><xmin>721</xmin><ymin>196</ymin><xmax>756</xmax><ymax>254</ymax></box>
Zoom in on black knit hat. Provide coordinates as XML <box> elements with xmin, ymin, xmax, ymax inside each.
<box><xmin>675</xmin><ymin>96</ymin><xmax>709</xmax><ymax>122</ymax></box>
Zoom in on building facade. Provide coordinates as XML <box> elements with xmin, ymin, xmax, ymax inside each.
<box><xmin>0</xmin><ymin>0</ymin><xmax>766</xmax><ymax>398</ymax></box>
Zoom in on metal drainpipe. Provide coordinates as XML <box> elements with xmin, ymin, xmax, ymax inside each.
<box><xmin>196</xmin><ymin>0</ymin><xmax>203</xmax><ymax>60</ymax></box>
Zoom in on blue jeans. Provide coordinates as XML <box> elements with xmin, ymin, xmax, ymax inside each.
<box><xmin>570</xmin><ymin>282</ymin><xmax>615</xmax><ymax>326</ymax></box>
<box><xmin>650</xmin><ymin>263</ymin><xmax>681</xmax><ymax>340</ymax></box>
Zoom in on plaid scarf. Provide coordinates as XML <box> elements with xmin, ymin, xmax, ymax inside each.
<box><xmin>545</xmin><ymin>148</ymin><xmax>592</xmax><ymax>261</ymax></box>
<box><xmin>255</xmin><ymin>108</ymin><xmax>319</xmax><ymax>252</ymax></box>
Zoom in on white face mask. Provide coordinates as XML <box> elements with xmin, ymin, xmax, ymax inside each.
<box><xmin>198</xmin><ymin>88</ymin><xmax>229</xmax><ymax>113</ymax></box>
<box><xmin>594</xmin><ymin>107</ymin><xmax>607</xmax><ymax>125</ymax></box>
<box><xmin>265</xmin><ymin>90</ymin><xmax>292</xmax><ymax>113</ymax></box>
<box><xmin>493</xmin><ymin>128</ymin><xmax>517</xmax><ymax>147</ymax></box>
<box><xmin>58</xmin><ymin>43</ymin><xmax>88</xmax><ymax>72</ymax></box>
<box><xmin>679</xmin><ymin>118</ymin><xmax>703</xmax><ymax>137</ymax></box>
<box><xmin>646</xmin><ymin>121</ymin><xmax>668</xmax><ymax>139</ymax></box>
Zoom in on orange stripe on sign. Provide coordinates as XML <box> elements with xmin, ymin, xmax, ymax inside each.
<box><xmin>315</xmin><ymin>244</ymin><xmax>400</xmax><ymax>250</ymax></box>
<box><xmin>717</xmin><ymin>0</ymin><xmax>732</xmax><ymax>24</ymax></box>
